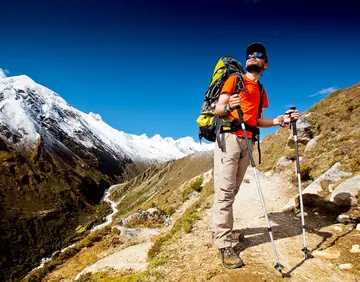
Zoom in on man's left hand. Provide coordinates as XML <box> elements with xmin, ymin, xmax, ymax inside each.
<box><xmin>284</xmin><ymin>109</ymin><xmax>300</xmax><ymax>124</ymax></box>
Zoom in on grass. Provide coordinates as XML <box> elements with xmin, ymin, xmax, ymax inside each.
<box><xmin>123</xmin><ymin>214</ymin><xmax>166</xmax><ymax>228</ymax></box>
<box><xmin>112</xmin><ymin>153</ymin><xmax>213</xmax><ymax>225</ymax></box>
<box><xmin>77</xmin><ymin>267</ymin><xmax>166</xmax><ymax>282</ymax></box>
<box><xmin>24</xmin><ymin>226</ymin><xmax>118</xmax><ymax>282</ymax></box>
<box><xmin>76</xmin><ymin>174</ymin><xmax>215</xmax><ymax>282</ymax></box>
<box><xmin>254</xmin><ymin>82</ymin><xmax>360</xmax><ymax>180</ymax></box>
<box><xmin>181</xmin><ymin>176</ymin><xmax>203</xmax><ymax>202</ymax></box>
<box><xmin>148</xmin><ymin>176</ymin><xmax>213</xmax><ymax>261</ymax></box>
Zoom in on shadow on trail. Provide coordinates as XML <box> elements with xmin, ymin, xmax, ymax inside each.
<box><xmin>232</xmin><ymin>195</ymin><xmax>350</xmax><ymax>278</ymax></box>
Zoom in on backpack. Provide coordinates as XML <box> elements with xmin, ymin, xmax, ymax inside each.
<box><xmin>196</xmin><ymin>56</ymin><xmax>265</xmax><ymax>164</ymax></box>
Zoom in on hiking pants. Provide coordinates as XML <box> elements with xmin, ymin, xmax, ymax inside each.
<box><xmin>212</xmin><ymin>132</ymin><xmax>252</xmax><ymax>249</ymax></box>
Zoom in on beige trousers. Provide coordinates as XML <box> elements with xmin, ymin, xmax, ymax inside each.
<box><xmin>212</xmin><ymin>132</ymin><xmax>252</xmax><ymax>249</ymax></box>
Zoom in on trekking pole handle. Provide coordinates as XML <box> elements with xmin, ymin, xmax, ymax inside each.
<box><xmin>289</xmin><ymin>106</ymin><xmax>296</xmax><ymax>123</ymax></box>
<box><xmin>285</xmin><ymin>106</ymin><xmax>297</xmax><ymax>135</ymax></box>
<box><xmin>231</xmin><ymin>84</ymin><xmax>245</xmax><ymax>124</ymax></box>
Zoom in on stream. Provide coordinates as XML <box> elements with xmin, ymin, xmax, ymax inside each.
<box><xmin>29</xmin><ymin>184</ymin><xmax>118</xmax><ymax>273</ymax></box>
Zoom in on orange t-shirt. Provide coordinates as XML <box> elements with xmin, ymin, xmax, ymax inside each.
<box><xmin>220</xmin><ymin>74</ymin><xmax>269</xmax><ymax>138</ymax></box>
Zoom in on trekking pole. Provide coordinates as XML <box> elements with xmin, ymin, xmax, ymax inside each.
<box><xmin>235</xmin><ymin>106</ymin><xmax>284</xmax><ymax>273</ymax></box>
<box><xmin>286</xmin><ymin>107</ymin><xmax>311</xmax><ymax>259</ymax></box>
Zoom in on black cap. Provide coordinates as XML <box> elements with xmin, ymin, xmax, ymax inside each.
<box><xmin>246</xmin><ymin>42</ymin><xmax>267</xmax><ymax>60</ymax></box>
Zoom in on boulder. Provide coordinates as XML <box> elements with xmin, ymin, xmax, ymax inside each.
<box><xmin>305</xmin><ymin>135</ymin><xmax>322</xmax><ymax>153</ymax></box>
<box><xmin>301</xmin><ymin>162</ymin><xmax>352</xmax><ymax>195</ymax></box>
<box><xmin>330</xmin><ymin>175</ymin><xmax>360</xmax><ymax>207</ymax></box>
<box><xmin>276</xmin><ymin>156</ymin><xmax>293</xmax><ymax>168</ymax></box>
<box><xmin>282</xmin><ymin>162</ymin><xmax>352</xmax><ymax>211</ymax></box>
<box><xmin>337</xmin><ymin>214</ymin><xmax>351</xmax><ymax>224</ymax></box>
<box><xmin>287</xmin><ymin>114</ymin><xmax>314</xmax><ymax>147</ymax></box>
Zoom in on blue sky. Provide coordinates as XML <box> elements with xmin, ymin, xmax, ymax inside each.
<box><xmin>1</xmin><ymin>0</ymin><xmax>359</xmax><ymax>142</ymax></box>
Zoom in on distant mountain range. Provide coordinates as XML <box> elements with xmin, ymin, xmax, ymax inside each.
<box><xmin>0</xmin><ymin>68</ymin><xmax>212</xmax><ymax>281</ymax></box>
<box><xmin>0</xmin><ymin>69</ymin><xmax>212</xmax><ymax>164</ymax></box>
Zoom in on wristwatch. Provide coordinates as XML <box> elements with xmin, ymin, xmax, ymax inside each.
<box><xmin>224</xmin><ymin>104</ymin><xmax>232</xmax><ymax>114</ymax></box>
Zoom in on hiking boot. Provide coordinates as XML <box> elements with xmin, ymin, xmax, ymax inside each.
<box><xmin>219</xmin><ymin>247</ymin><xmax>244</xmax><ymax>269</ymax></box>
<box><xmin>212</xmin><ymin>230</ymin><xmax>245</xmax><ymax>243</ymax></box>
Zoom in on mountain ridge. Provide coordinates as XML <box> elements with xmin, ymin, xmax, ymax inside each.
<box><xmin>0</xmin><ymin>70</ymin><xmax>212</xmax><ymax>281</ymax></box>
<box><xmin>0</xmin><ymin>72</ymin><xmax>212</xmax><ymax>164</ymax></box>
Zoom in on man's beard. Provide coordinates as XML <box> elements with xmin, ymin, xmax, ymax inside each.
<box><xmin>246</xmin><ymin>63</ymin><xmax>264</xmax><ymax>73</ymax></box>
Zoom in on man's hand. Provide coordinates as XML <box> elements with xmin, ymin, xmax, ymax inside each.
<box><xmin>284</xmin><ymin>109</ymin><xmax>300</xmax><ymax>124</ymax></box>
<box><xmin>229</xmin><ymin>94</ymin><xmax>241</xmax><ymax>110</ymax></box>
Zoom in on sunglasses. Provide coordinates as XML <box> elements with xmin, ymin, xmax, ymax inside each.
<box><xmin>246</xmin><ymin>52</ymin><xmax>265</xmax><ymax>60</ymax></box>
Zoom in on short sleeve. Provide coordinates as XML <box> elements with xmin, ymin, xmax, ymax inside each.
<box><xmin>220</xmin><ymin>75</ymin><xmax>237</xmax><ymax>95</ymax></box>
<box><xmin>262</xmin><ymin>89</ymin><xmax>269</xmax><ymax>108</ymax></box>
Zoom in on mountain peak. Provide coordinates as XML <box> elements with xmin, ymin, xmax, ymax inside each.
<box><xmin>0</xmin><ymin>68</ymin><xmax>7</xmax><ymax>79</ymax></box>
<box><xmin>150</xmin><ymin>134</ymin><xmax>163</xmax><ymax>141</ymax></box>
<box><xmin>89</xmin><ymin>112</ymin><xmax>103</xmax><ymax>121</ymax></box>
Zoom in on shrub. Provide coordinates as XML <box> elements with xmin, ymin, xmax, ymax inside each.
<box><xmin>181</xmin><ymin>177</ymin><xmax>203</xmax><ymax>202</ymax></box>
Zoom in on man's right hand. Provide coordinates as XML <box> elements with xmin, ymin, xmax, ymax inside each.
<box><xmin>229</xmin><ymin>94</ymin><xmax>241</xmax><ymax>110</ymax></box>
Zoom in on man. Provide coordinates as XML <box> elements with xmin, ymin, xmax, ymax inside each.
<box><xmin>212</xmin><ymin>42</ymin><xmax>299</xmax><ymax>269</ymax></box>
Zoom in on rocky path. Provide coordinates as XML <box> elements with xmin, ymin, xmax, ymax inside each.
<box><xmin>229</xmin><ymin>169</ymin><xmax>358</xmax><ymax>281</ymax></box>
<box><xmin>155</xmin><ymin>168</ymin><xmax>360</xmax><ymax>281</ymax></box>
<box><xmin>72</xmin><ymin>167</ymin><xmax>359</xmax><ymax>281</ymax></box>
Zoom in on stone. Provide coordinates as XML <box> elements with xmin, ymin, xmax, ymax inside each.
<box><xmin>338</xmin><ymin>263</ymin><xmax>353</xmax><ymax>270</ymax></box>
<box><xmin>332</xmin><ymin>226</ymin><xmax>342</xmax><ymax>232</ymax></box>
<box><xmin>301</xmin><ymin>163</ymin><xmax>350</xmax><ymax>196</ymax></box>
<box><xmin>146</xmin><ymin>207</ymin><xmax>159</xmax><ymax>215</ymax></box>
<box><xmin>318</xmin><ymin>162</ymin><xmax>352</xmax><ymax>182</ymax></box>
<box><xmin>287</xmin><ymin>114</ymin><xmax>314</xmax><ymax>147</ymax></box>
<box><xmin>312</xmin><ymin>249</ymin><xmax>341</xmax><ymax>259</ymax></box>
<box><xmin>276</xmin><ymin>156</ymin><xmax>292</xmax><ymax>167</ymax></box>
<box><xmin>356</xmin><ymin>224</ymin><xmax>360</xmax><ymax>231</ymax></box>
<box><xmin>281</xmin><ymin>197</ymin><xmax>298</xmax><ymax>212</ymax></box>
<box><xmin>282</xmin><ymin>163</ymin><xmax>351</xmax><ymax>212</ymax></box>
<box><xmin>296</xmin><ymin>212</ymin><xmax>308</xmax><ymax>217</ymax></box>
<box><xmin>350</xmin><ymin>244</ymin><xmax>360</xmax><ymax>253</ymax></box>
<box><xmin>337</xmin><ymin>214</ymin><xmax>351</xmax><ymax>224</ymax></box>
<box><xmin>330</xmin><ymin>175</ymin><xmax>360</xmax><ymax>207</ymax></box>
<box><xmin>305</xmin><ymin>135</ymin><xmax>321</xmax><ymax>153</ymax></box>
<box><xmin>75</xmin><ymin>242</ymin><xmax>153</xmax><ymax>280</ymax></box>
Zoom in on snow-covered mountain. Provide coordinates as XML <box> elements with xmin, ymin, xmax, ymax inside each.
<box><xmin>0</xmin><ymin>69</ymin><xmax>214</xmax><ymax>282</ymax></box>
<box><xmin>0</xmin><ymin>69</ymin><xmax>212</xmax><ymax>164</ymax></box>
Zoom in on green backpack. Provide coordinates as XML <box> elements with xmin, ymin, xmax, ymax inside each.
<box><xmin>196</xmin><ymin>56</ymin><xmax>265</xmax><ymax>163</ymax></box>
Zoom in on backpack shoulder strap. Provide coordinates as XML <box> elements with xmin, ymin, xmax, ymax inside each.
<box><xmin>233</xmin><ymin>73</ymin><xmax>245</xmax><ymax>95</ymax></box>
<box><xmin>258</xmin><ymin>82</ymin><xmax>264</xmax><ymax>118</ymax></box>
<box><xmin>257</xmin><ymin>82</ymin><xmax>265</xmax><ymax>164</ymax></box>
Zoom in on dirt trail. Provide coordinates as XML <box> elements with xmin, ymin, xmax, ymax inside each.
<box><xmin>156</xmin><ymin>168</ymin><xmax>360</xmax><ymax>282</ymax></box>
<box><xmin>71</xmin><ymin>167</ymin><xmax>359</xmax><ymax>281</ymax></box>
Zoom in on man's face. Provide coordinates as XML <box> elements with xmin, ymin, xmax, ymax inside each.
<box><xmin>245</xmin><ymin>52</ymin><xmax>268</xmax><ymax>73</ymax></box>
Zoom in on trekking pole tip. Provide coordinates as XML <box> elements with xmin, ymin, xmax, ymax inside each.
<box><xmin>274</xmin><ymin>263</ymin><xmax>284</xmax><ymax>272</ymax></box>
<box><xmin>302</xmin><ymin>247</ymin><xmax>313</xmax><ymax>259</ymax></box>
